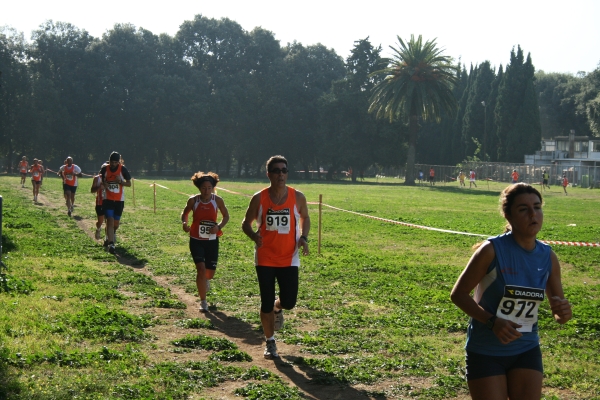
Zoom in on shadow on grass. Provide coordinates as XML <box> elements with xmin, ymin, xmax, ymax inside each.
<box><xmin>204</xmin><ymin>311</ymin><xmax>264</xmax><ymax>347</ymax></box>
<box><xmin>0</xmin><ymin>348</ymin><xmax>23</xmax><ymax>399</ymax></box>
<box><xmin>275</xmin><ymin>356</ymin><xmax>374</xmax><ymax>400</ymax></box>
<box><xmin>112</xmin><ymin>246</ymin><xmax>148</xmax><ymax>269</ymax></box>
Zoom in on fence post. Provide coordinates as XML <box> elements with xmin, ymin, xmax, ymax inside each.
<box><xmin>132</xmin><ymin>178</ymin><xmax>136</xmax><ymax>208</ymax></box>
<box><xmin>153</xmin><ymin>182</ymin><xmax>156</xmax><ymax>214</ymax></box>
<box><xmin>0</xmin><ymin>195</ymin><xmax>5</xmax><ymax>271</ymax></box>
<box><xmin>318</xmin><ymin>194</ymin><xmax>322</xmax><ymax>255</ymax></box>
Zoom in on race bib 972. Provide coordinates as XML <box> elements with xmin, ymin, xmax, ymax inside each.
<box><xmin>496</xmin><ymin>285</ymin><xmax>544</xmax><ymax>332</ymax></box>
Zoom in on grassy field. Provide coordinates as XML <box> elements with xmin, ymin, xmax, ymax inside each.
<box><xmin>1</xmin><ymin>174</ymin><xmax>599</xmax><ymax>399</ymax></box>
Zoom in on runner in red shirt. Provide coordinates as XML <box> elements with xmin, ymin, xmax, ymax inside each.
<box><xmin>562</xmin><ymin>174</ymin><xmax>568</xmax><ymax>195</ymax></box>
<box><xmin>18</xmin><ymin>156</ymin><xmax>29</xmax><ymax>187</ymax></box>
<box><xmin>181</xmin><ymin>172</ymin><xmax>229</xmax><ymax>312</ymax></box>
<box><xmin>29</xmin><ymin>159</ymin><xmax>44</xmax><ymax>202</ymax></box>
<box><xmin>101</xmin><ymin>152</ymin><xmax>132</xmax><ymax>254</ymax></box>
<box><xmin>58</xmin><ymin>157</ymin><xmax>83</xmax><ymax>217</ymax></box>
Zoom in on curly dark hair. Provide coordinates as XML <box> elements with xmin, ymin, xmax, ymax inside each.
<box><xmin>191</xmin><ymin>171</ymin><xmax>220</xmax><ymax>189</ymax></box>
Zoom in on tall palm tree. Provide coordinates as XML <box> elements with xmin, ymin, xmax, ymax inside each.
<box><xmin>369</xmin><ymin>35</ymin><xmax>458</xmax><ymax>185</ymax></box>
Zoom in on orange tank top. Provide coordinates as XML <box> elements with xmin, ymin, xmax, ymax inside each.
<box><xmin>63</xmin><ymin>165</ymin><xmax>76</xmax><ymax>186</ymax></box>
<box><xmin>31</xmin><ymin>165</ymin><xmax>43</xmax><ymax>182</ymax></box>
<box><xmin>19</xmin><ymin>161</ymin><xmax>28</xmax><ymax>173</ymax></box>
<box><xmin>189</xmin><ymin>194</ymin><xmax>222</xmax><ymax>241</ymax></box>
<box><xmin>104</xmin><ymin>164</ymin><xmax>125</xmax><ymax>201</ymax></box>
<box><xmin>255</xmin><ymin>187</ymin><xmax>300</xmax><ymax>267</ymax></box>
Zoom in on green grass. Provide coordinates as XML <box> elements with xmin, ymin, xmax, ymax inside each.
<box><xmin>1</xmin><ymin>174</ymin><xmax>599</xmax><ymax>399</ymax></box>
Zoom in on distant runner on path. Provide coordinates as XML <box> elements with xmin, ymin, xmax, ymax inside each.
<box><xmin>241</xmin><ymin>155</ymin><xmax>310</xmax><ymax>360</ymax></box>
<box><xmin>18</xmin><ymin>156</ymin><xmax>29</xmax><ymax>187</ymax></box>
<box><xmin>29</xmin><ymin>158</ymin><xmax>44</xmax><ymax>202</ymax></box>
<box><xmin>101</xmin><ymin>152</ymin><xmax>131</xmax><ymax>254</ymax></box>
<box><xmin>181</xmin><ymin>172</ymin><xmax>229</xmax><ymax>313</ymax></box>
<box><xmin>469</xmin><ymin>169</ymin><xmax>478</xmax><ymax>188</ymax></box>
<box><xmin>58</xmin><ymin>157</ymin><xmax>82</xmax><ymax>217</ymax></box>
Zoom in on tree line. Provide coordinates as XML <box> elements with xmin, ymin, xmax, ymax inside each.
<box><xmin>1</xmin><ymin>15</ymin><xmax>599</xmax><ymax>179</ymax></box>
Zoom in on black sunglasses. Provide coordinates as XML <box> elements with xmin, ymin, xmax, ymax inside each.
<box><xmin>269</xmin><ymin>168</ymin><xmax>288</xmax><ymax>174</ymax></box>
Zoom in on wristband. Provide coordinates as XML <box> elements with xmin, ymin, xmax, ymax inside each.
<box><xmin>300</xmin><ymin>235</ymin><xmax>308</xmax><ymax>243</ymax></box>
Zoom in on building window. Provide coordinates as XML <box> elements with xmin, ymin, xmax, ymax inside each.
<box><xmin>574</xmin><ymin>142</ymin><xmax>588</xmax><ymax>152</ymax></box>
<box><xmin>557</xmin><ymin>141</ymin><xmax>568</xmax><ymax>151</ymax></box>
<box><xmin>594</xmin><ymin>142</ymin><xmax>600</xmax><ymax>152</ymax></box>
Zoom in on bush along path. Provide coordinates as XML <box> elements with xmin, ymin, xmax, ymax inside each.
<box><xmin>3</xmin><ymin>178</ymin><xmax>400</xmax><ymax>400</ymax></box>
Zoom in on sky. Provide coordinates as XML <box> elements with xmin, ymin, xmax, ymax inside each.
<box><xmin>2</xmin><ymin>0</ymin><xmax>599</xmax><ymax>74</ymax></box>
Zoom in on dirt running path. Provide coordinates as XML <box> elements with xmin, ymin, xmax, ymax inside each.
<box><xmin>36</xmin><ymin>191</ymin><xmax>384</xmax><ymax>400</ymax></box>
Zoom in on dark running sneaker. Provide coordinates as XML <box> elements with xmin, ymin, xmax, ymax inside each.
<box><xmin>264</xmin><ymin>339</ymin><xmax>279</xmax><ymax>359</ymax></box>
<box><xmin>274</xmin><ymin>310</ymin><xmax>284</xmax><ymax>331</ymax></box>
<box><xmin>108</xmin><ymin>243</ymin><xmax>115</xmax><ymax>254</ymax></box>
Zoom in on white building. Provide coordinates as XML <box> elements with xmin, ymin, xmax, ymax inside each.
<box><xmin>524</xmin><ymin>131</ymin><xmax>600</xmax><ymax>187</ymax></box>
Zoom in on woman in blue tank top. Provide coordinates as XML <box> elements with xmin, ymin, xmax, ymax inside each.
<box><xmin>451</xmin><ymin>183</ymin><xmax>572</xmax><ymax>400</ymax></box>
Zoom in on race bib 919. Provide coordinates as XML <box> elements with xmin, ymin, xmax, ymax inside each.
<box><xmin>266</xmin><ymin>208</ymin><xmax>290</xmax><ymax>234</ymax></box>
<box><xmin>496</xmin><ymin>285</ymin><xmax>544</xmax><ymax>332</ymax></box>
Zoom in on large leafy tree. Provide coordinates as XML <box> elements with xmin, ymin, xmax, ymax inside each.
<box><xmin>369</xmin><ymin>35</ymin><xmax>458</xmax><ymax>185</ymax></box>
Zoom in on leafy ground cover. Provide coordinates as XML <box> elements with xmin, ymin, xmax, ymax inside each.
<box><xmin>1</xmin><ymin>175</ymin><xmax>599</xmax><ymax>399</ymax></box>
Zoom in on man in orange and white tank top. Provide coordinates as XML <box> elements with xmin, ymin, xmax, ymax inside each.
<box><xmin>58</xmin><ymin>156</ymin><xmax>83</xmax><ymax>217</ymax></box>
<box><xmin>29</xmin><ymin>158</ymin><xmax>44</xmax><ymax>202</ymax></box>
<box><xmin>101</xmin><ymin>152</ymin><xmax>132</xmax><ymax>254</ymax></box>
<box><xmin>242</xmin><ymin>155</ymin><xmax>310</xmax><ymax>360</ymax></box>
<box><xmin>18</xmin><ymin>156</ymin><xmax>29</xmax><ymax>187</ymax></box>
<box><xmin>181</xmin><ymin>172</ymin><xmax>229</xmax><ymax>313</ymax></box>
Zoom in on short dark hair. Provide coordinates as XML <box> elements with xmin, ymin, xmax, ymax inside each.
<box><xmin>109</xmin><ymin>152</ymin><xmax>121</xmax><ymax>162</ymax></box>
<box><xmin>266</xmin><ymin>155</ymin><xmax>287</xmax><ymax>172</ymax></box>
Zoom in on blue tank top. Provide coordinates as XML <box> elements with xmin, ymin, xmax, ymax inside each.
<box><xmin>465</xmin><ymin>232</ymin><xmax>551</xmax><ymax>356</ymax></box>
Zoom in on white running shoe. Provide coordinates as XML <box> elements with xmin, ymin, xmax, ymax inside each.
<box><xmin>264</xmin><ymin>339</ymin><xmax>279</xmax><ymax>359</ymax></box>
<box><xmin>200</xmin><ymin>300</ymin><xmax>209</xmax><ymax>312</ymax></box>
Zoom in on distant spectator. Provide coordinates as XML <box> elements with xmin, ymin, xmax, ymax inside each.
<box><xmin>511</xmin><ymin>169</ymin><xmax>519</xmax><ymax>184</ymax></box>
<box><xmin>562</xmin><ymin>174</ymin><xmax>568</xmax><ymax>195</ymax></box>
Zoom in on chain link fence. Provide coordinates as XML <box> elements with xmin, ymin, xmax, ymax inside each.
<box><xmin>369</xmin><ymin>163</ymin><xmax>600</xmax><ymax>188</ymax></box>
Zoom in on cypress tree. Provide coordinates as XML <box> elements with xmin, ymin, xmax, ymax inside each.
<box><xmin>461</xmin><ymin>61</ymin><xmax>495</xmax><ymax>159</ymax></box>
<box><xmin>451</xmin><ymin>64</ymin><xmax>473</xmax><ymax>163</ymax></box>
<box><xmin>487</xmin><ymin>65</ymin><xmax>503</xmax><ymax>161</ymax></box>
<box><xmin>495</xmin><ymin>46</ymin><xmax>543</xmax><ymax>162</ymax></box>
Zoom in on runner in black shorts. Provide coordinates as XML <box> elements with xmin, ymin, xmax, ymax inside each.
<box><xmin>181</xmin><ymin>171</ymin><xmax>229</xmax><ymax>312</ymax></box>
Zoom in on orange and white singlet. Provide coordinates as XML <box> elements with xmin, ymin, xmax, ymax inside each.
<box><xmin>30</xmin><ymin>165</ymin><xmax>43</xmax><ymax>182</ymax></box>
<box><xmin>94</xmin><ymin>175</ymin><xmax>104</xmax><ymax>206</ymax></box>
<box><xmin>189</xmin><ymin>194</ymin><xmax>222</xmax><ymax>241</ymax></box>
<box><xmin>255</xmin><ymin>187</ymin><xmax>301</xmax><ymax>267</ymax></box>
<box><xmin>19</xmin><ymin>161</ymin><xmax>28</xmax><ymax>173</ymax></box>
<box><xmin>62</xmin><ymin>165</ymin><xmax>77</xmax><ymax>186</ymax></box>
<box><xmin>103</xmin><ymin>164</ymin><xmax>125</xmax><ymax>201</ymax></box>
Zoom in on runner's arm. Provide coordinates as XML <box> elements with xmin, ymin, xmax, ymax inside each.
<box><xmin>546</xmin><ymin>250</ymin><xmax>572</xmax><ymax>324</ymax></box>
<box><xmin>241</xmin><ymin>194</ymin><xmax>262</xmax><ymax>247</ymax></box>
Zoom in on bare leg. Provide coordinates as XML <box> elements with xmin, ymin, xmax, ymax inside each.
<box><xmin>106</xmin><ymin>217</ymin><xmax>115</xmax><ymax>243</ymax></box>
<box><xmin>467</xmin><ymin>375</ymin><xmax>507</xmax><ymax>400</ymax></box>
<box><xmin>260</xmin><ymin>310</ymin><xmax>275</xmax><ymax>339</ymax></box>
<box><xmin>195</xmin><ymin>262</ymin><xmax>207</xmax><ymax>300</ymax></box>
<box><xmin>507</xmin><ymin>368</ymin><xmax>542</xmax><ymax>400</ymax></box>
